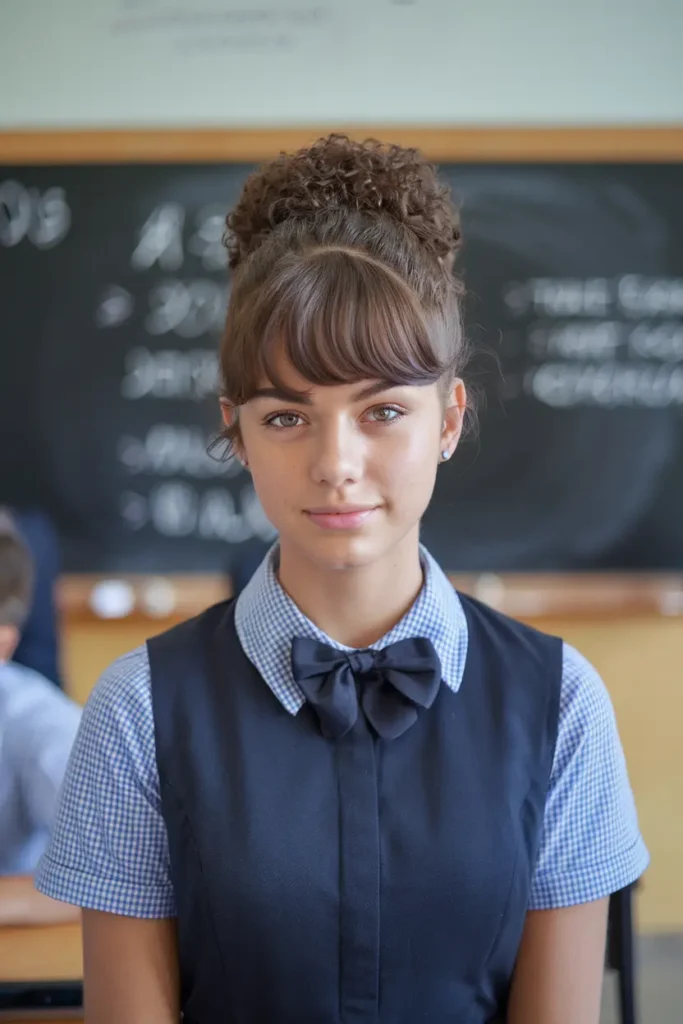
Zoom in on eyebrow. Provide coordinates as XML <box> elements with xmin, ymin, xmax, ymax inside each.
<box><xmin>249</xmin><ymin>380</ymin><xmax>403</xmax><ymax>405</ymax></box>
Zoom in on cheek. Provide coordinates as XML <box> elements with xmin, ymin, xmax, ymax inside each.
<box><xmin>246</xmin><ymin>447</ymin><xmax>305</xmax><ymax>534</ymax></box>
<box><xmin>376</xmin><ymin>422</ymin><xmax>440</xmax><ymax>500</ymax></box>
<box><xmin>250</xmin><ymin>460</ymin><xmax>291</xmax><ymax>510</ymax></box>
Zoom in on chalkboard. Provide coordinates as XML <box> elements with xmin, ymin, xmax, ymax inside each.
<box><xmin>1</xmin><ymin>162</ymin><xmax>682</xmax><ymax>572</ymax></box>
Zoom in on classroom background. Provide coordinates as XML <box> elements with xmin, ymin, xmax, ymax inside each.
<box><xmin>0</xmin><ymin>1</ymin><xmax>682</xmax><ymax>1021</ymax></box>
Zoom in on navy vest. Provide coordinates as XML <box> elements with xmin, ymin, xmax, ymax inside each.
<box><xmin>148</xmin><ymin>593</ymin><xmax>562</xmax><ymax>1024</ymax></box>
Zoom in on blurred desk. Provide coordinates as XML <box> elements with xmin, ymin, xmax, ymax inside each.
<box><xmin>0</xmin><ymin>922</ymin><xmax>82</xmax><ymax>1021</ymax></box>
<box><xmin>0</xmin><ymin>923</ymin><xmax>81</xmax><ymax>982</ymax></box>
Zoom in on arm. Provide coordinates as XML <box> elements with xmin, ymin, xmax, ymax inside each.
<box><xmin>515</xmin><ymin>646</ymin><xmax>648</xmax><ymax>1024</ymax></box>
<box><xmin>34</xmin><ymin>648</ymin><xmax>180</xmax><ymax>1017</ymax></box>
<box><xmin>83</xmin><ymin>910</ymin><xmax>179</xmax><ymax>1024</ymax></box>
<box><xmin>0</xmin><ymin>875</ymin><xmax>80</xmax><ymax>927</ymax></box>
<box><xmin>507</xmin><ymin>899</ymin><xmax>609</xmax><ymax>1024</ymax></box>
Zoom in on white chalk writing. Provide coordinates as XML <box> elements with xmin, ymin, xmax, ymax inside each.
<box><xmin>121</xmin><ymin>347</ymin><xmax>219</xmax><ymax>400</ymax></box>
<box><xmin>0</xmin><ymin>181</ymin><xmax>71</xmax><ymax>249</ymax></box>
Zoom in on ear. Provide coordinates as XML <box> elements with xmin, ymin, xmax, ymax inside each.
<box><xmin>219</xmin><ymin>397</ymin><xmax>237</xmax><ymax>432</ymax></box>
<box><xmin>440</xmin><ymin>379</ymin><xmax>467</xmax><ymax>460</ymax></box>
<box><xmin>0</xmin><ymin>624</ymin><xmax>19</xmax><ymax>664</ymax></box>
<box><xmin>219</xmin><ymin>398</ymin><xmax>247</xmax><ymax>467</ymax></box>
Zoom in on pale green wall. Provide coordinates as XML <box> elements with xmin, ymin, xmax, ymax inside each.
<box><xmin>1</xmin><ymin>0</ymin><xmax>682</xmax><ymax>127</ymax></box>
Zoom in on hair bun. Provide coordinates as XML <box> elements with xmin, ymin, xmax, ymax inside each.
<box><xmin>226</xmin><ymin>133</ymin><xmax>460</xmax><ymax>269</ymax></box>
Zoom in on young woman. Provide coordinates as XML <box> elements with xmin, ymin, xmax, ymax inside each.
<box><xmin>37</xmin><ymin>135</ymin><xmax>649</xmax><ymax>1023</ymax></box>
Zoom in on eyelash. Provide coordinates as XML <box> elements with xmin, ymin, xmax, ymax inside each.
<box><xmin>263</xmin><ymin>405</ymin><xmax>407</xmax><ymax>430</ymax></box>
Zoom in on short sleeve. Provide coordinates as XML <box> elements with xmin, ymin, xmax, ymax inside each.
<box><xmin>529</xmin><ymin>643</ymin><xmax>650</xmax><ymax>910</ymax></box>
<box><xmin>35</xmin><ymin>647</ymin><xmax>176</xmax><ymax>918</ymax></box>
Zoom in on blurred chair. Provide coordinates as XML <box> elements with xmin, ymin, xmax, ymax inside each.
<box><xmin>607</xmin><ymin>885</ymin><xmax>637</xmax><ymax>1024</ymax></box>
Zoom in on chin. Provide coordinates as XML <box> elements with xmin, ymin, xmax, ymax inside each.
<box><xmin>305</xmin><ymin>532</ymin><xmax>383</xmax><ymax>572</ymax></box>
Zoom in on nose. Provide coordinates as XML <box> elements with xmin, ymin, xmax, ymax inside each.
<box><xmin>310</xmin><ymin>417</ymin><xmax>365</xmax><ymax>489</ymax></box>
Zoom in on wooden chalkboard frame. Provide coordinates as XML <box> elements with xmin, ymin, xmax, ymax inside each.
<box><xmin>3</xmin><ymin>125</ymin><xmax>683</xmax><ymax>618</ymax></box>
<box><xmin>1</xmin><ymin>125</ymin><xmax>683</xmax><ymax>163</ymax></box>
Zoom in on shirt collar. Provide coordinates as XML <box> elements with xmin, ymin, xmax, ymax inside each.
<box><xmin>235</xmin><ymin>543</ymin><xmax>468</xmax><ymax>715</ymax></box>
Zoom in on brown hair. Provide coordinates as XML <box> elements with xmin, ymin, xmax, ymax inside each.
<box><xmin>0</xmin><ymin>512</ymin><xmax>34</xmax><ymax>629</ymax></box>
<box><xmin>219</xmin><ymin>133</ymin><xmax>468</xmax><ymax>448</ymax></box>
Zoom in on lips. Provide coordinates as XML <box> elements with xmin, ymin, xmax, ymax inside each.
<box><xmin>305</xmin><ymin>506</ymin><xmax>379</xmax><ymax>530</ymax></box>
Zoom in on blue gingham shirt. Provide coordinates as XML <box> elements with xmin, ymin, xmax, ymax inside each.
<box><xmin>36</xmin><ymin>545</ymin><xmax>649</xmax><ymax>916</ymax></box>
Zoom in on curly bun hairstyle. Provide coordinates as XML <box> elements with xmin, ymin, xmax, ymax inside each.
<box><xmin>227</xmin><ymin>134</ymin><xmax>461</xmax><ymax>271</ymax></box>
<box><xmin>220</xmin><ymin>134</ymin><xmax>468</xmax><ymax>446</ymax></box>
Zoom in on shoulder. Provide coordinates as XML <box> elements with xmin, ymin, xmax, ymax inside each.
<box><xmin>456</xmin><ymin>593</ymin><xmax>563</xmax><ymax>705</ymax></box>
<box><xmin>0</xmin><ymin>660</ymin><xmax>50</xmax><ymax>696</ymax></box>
<box><xmin>147</xmin><ymin>600</ymin><xmax>235</xmax><ymax>652</ymax></box>
<box><xmin>87</xmin><ymin>644</ymin><xmax>151</xmax><ymax>713</ymax></box>
<box><xmin>558</xmin><ymin>642</ymin><xmax>619</xmax><ymax>752</ymax></box>
<box><xmin>0</xmin><ymin>662</ymin><xmax>80</xmax><ymax>722</ymax></box>
<box><xmin>553</xmin><ymin>642</ymin><xmax>626</xmax><ymax>800</ymax></box>
<box><xmin>530</xmin><ymin>641</ymin><xmax>650</xmax><ymax>908</ymax></box>
<box><xmin>81</xmin><ymin>646</ymin><xmax>154</xmax><ymax>764</ymax></box>
<box><xmin>0</xmin><ymin>664</ymin><xmax>79</xmax><ymax>779</ymax></box>
<box><xmin>457</xmin><ymin>591</ymin><xmax>562</xmax><ymax>655</ymax></box>
<box><xmin>64</xmin><ymin>645</ymin><xmax>157</xmax><ymax>804</ymax></box>
<box><xmin>35</xmin><ymin>645</ymin><xmax>174</xmax><ymax>916</ymax></box>
<box><xmin>146</xmin><ymin>601</ymin><xmax>236</xmax><ymax>706</ymax></box>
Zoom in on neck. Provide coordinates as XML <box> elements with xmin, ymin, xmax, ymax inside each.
<box><xmin>277</xmin><ymin>530</ymin><xmax>424</xmax><ymax>648</ymax></box>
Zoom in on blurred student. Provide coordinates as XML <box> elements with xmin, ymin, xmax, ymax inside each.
<box><xmin>6</xmin><ymin>507</ymin><xmax>63</xmax><ymax>688</ymax></box>
<box><xmin>0</xmin><ymin>518</ymin><xmax>80</xmax><ymax>925</ymax></box>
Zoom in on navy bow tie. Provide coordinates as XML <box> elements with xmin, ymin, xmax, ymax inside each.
<box><xmin>291</xmin><ymin>636</ymin><xmax>442</xmax><ymax>740</ymax></box>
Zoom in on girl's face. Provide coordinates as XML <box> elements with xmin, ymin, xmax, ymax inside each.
<box><xmin>227</xmin><ymin>355</ymin><xmax>465</xmax><ymax>573</ymax></box>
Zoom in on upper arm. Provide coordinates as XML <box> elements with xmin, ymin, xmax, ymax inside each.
<box><xmin>511</xmin><ymin>648</ymin><xmax>645</xmax><ymax>1021</ymax></box>
<box><xmin>508</xmin><ymin>899</ymin><xmax>609</xmax><ymax>1024</ymax></box>
<box><xmin>83</xmin><ymin>910</ymin><xmax>179</xmax><ymax>1024</ymax></box>
<box><xmin>530</xmin><ymin>644</ymin><xmax>649</xmax><ymax>910</ymax></box>
<box><xmin>34</xmin><ymin>648</ymin><xmax>176</xmax><ymax>918</ymax></box>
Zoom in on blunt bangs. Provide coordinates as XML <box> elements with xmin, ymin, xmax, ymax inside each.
<box><xmin>222</xmin><ymin>247</ymin><xmax>456</xmax><ymax>405</ymax></box>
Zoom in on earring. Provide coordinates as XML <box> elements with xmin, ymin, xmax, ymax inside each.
<box><xmin>440</xmin><ymin>450</ymin><xmax>450</xmax><ymax>462</ymax></box>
